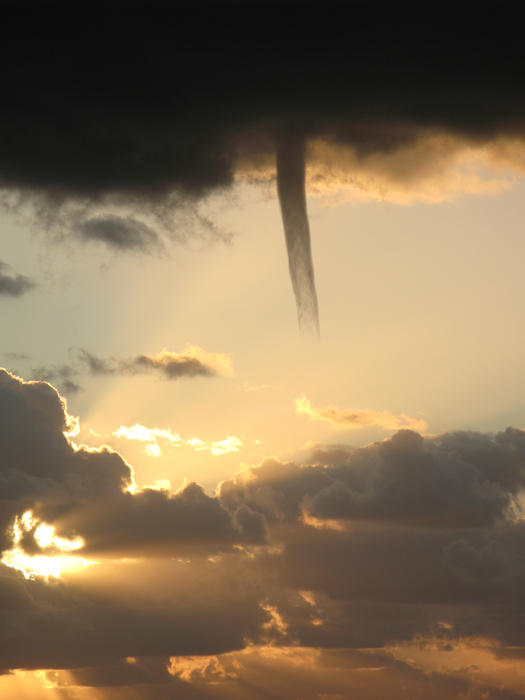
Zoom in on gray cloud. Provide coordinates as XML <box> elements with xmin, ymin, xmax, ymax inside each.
<box><xmin>0</xmin><ymin>261</ymin><xmax>35</xmax><ymax>297</ymax></box>
<box><xmin>79</xmin><ymin>346</ymin><xmax>234</xmax><ymax>379</ymax></box>
<box><xmin>75</xmin><ymin>215</ymin><xmax>163</xmax><ymax>252</ymax></box>
<box><xmin>220</xmin><ymin>429</ymin><xmax>525</xmax><ymax>528</ymax></box>
<box><xmin>30</xmin><ymin>364</ymin><xmax>83</xmax><ymax>394</ymax></box>
<box><xmin>27</xmin><ymin>345</ymin><xmax>234</xmax><ymax>395</ymax></box>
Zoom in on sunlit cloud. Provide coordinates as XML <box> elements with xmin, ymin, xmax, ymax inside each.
<box><xmin>113</xmin><ymin>422</ymin><xmax>243</xmax><ymax>457</ymax></box>
<box><xmin>1</xmin><ymin>510</ymin><xmax>94</xmax><ymax>579</ymax></box>
<box><xmin>238</xmin><ymin>133</ymin><xmax>524</xmax><ymax>206</ymax></box>
<box><xmin>114</xmin><ymin>423</ymin><xmax>182</xmax><ymax>457</ymax></box>
<box><xmin>295</xmin><ymin>395</ymin><xmax>428</xmax><ymax>432</ymax></box>
<box><xmin>186</xmin><ymin>435</ymin><xmax>243</xmax><ymax>456</ymax></box>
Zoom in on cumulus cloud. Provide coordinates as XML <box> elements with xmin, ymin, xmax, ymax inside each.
<box><xmin>220</xmin><ymin>429</ymin><xmax>525</xmax><ymax>528</ymax></box>
<box><xmin>0</xmin><ymin>261</ymin><xmax>35</xmax><ymax>297</ymax></box>
<box><xmin>4</xmin><ymin>369</ymin><xmax>525</xmax><ymax>695</ymax></box>
<box><xmin>295</xmin><ymin>395</ymin><xmax>428</xmax><ymax>432</ymax></box>
<box><xmin>0</xmin><ymin>369</ymin><xmax>259</xmax><ymax>563</ymax></box>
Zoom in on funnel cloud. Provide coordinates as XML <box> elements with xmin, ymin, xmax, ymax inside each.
<box><xmin>276</xmin><ymin>135</ymin><xmax>320</xmax><ymax>334</ymax></box>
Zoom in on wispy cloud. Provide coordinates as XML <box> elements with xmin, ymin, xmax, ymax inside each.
<box><xmin>28</xmin><ymin>345</ymin><xmax>234</xmax><ymax>395</ymax></box>
<box><xmin>81</xmin><ymin>345</ymin><xmax>234</xmax><ymax>380</ymax></box>
<box><xmin>186</xmin><ymin>436</ymin><xmax>243</xmax><ymax>456</ymax></box>
<box><xmin>124</xmin><ymin>347</ymin><xmax>234</xmax><ymax>379</ymax></box>
<box><xmin>113</xmin><ymin>423</ymin><xmax>242</xmax><ymax>457</ymax></box>
<box><xmin>0</xmin><ymin>261</ymin><xmax>35</xmax><ymax>297</ymax></box>
<box><xmin>295</xmin><ymin>396</ymin><xmax>428</xmax><ymax>432</ymax></box>
<box><xmin>75</xmin><ymin>214</ymin><xmax>163</xmax><ymax>252</ymax></box>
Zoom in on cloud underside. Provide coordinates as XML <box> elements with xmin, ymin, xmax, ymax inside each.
<box><xmin>2</xmin><ymin>371</ymin><xmax>525</xmax><ymax>697</ymax></box>
<box><xmin>3</xmin><ymin>5</ymin><xmax>525</xmax><ymax>203</ymax></box>
<box><xmin>2</xmin><ymin>6</ymin><xmax>525</xmax><ymax>333</ymax></box>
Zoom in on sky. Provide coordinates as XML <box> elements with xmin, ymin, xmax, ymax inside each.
<box><xmin>3</xmin><ymin>2</ymin><xmax>525</xmax><ymax>699</ymax></box>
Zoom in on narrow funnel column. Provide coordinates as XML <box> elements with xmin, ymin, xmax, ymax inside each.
<box><xmin>276</xmin><ymin>134</ymin><xmax>320</xmax><ymax>335</ymax></box>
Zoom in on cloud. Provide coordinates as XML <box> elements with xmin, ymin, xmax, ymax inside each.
<box><xmin>186</xmin><ymin>436</ymin><xmax>243</xmax><ymax>456</ymax></box>
<box><xmin>113</xmin><ymin>423</ymin><xmax>242</xmax><ymax>458</ymax></box>
<box><xmin>30</xmin><ymin>364</ymin><xmax>83</xmax><ymax>394</ymax></box>
<box><xmin>80</xmin><ymin>346</ymin><xmax>233</xmax><ymax>379</ymax></box>
<box><xmin>5</xmin><ymin>369</ymin><xmax>525</xmax><ymax>694</ymax></box>
<box><xmin>0</xmin><ymin>261</ymin><xmax>35</xmax><ymax>297</ymax></box>
<box><xmin>124</xmin><ymin>347</ymin><xmax>234</xmax><ymax>379</ymax></box>
<box><xmin>2</xmin><ymin>5</ymin><xmax>525</xmax><ymax>330</ymax></box>
<box><xmin>220</xmin><ymin>429</ymin><xmax>525</xmax><ymax>528</ymax></box>
<box><xmin>0</xmin><ymin>369</ymin><xmax>260</xmax><ymax>563</ymax></box>
<box><xmin>75</xmin><ymin>215</ymin><xmax>163</xmax><ymax>252</ymax></box>
<box><xmin>28</xmin><ymin>345</ymin><xmax>235</xmax><ymax>395</ymax></box>
<box><xmin>295</xmin><ymin>395</ymin><xmax>428</xmax><ymax>432</ymax></box>
<box><xmin>304</xmin><ymin>134</ymin><xmax>522</xmax><ymax>206</ymax></box>
<box><xmin>113</xmin><ymin>424</ymin><xmax>182</xmax><ymax>457</ymax></box>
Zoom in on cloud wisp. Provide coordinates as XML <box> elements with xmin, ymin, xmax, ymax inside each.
<box><xmin>28</xmin><ymin>345</ymin><xmax>234</xmax><ymax>394</ymax></box>
<box><xmin>0</xmin><ymin>261</ymin><xmax>35</xmax><ymax>297</ymax></box>
<box><xmin>113</xmin><ymin>423</ymin><xmax>243</xmax><ymax>458</ymax></box>
<box><xmin>81</xmin><ymin>346</ymin><xmax>234</xmax><ymax>380</ymax></box>
<box><xmin>75</xmin><ymin>214</ymin><xmax>163</xmax><ymax>253</ymax></box>
<box><xmin>295</xmin><ymin>395</ymin><xmax>428</xmax><ymax>432</ymax></box>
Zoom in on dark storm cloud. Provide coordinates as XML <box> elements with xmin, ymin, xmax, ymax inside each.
<box><xmin>75</xmin><ymin>215</ymin><xmax>162</xmax><ymax>252</ymax></box>
<box><xmin>3</xmin><ymin>3</ymin><xmax>524</xmax><ymax>199</ymax></box>
<box><xmin>2</xmin><ymin>3</ymin><xmax>525</xmax><ymax>328</ymax></box>
<box><xmin>0</xmin><ymin>261</ymin><xmax>35</xmax><ymax>297</ymax></box>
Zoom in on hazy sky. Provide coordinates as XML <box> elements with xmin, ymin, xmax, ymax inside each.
<box><xmin>3</xmin><ymin>3</ymin><xmax>525</xmax><ymax>699</ymax></box>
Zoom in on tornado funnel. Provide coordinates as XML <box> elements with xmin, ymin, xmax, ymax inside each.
<box><xmin>276</xmin><ymin>134</ymin><xmax>320</xmax><ymax>335</ymax></box>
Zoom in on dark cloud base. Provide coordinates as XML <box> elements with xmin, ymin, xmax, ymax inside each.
<box><xmin>2</xmin><ymin>3</ymin><xmax>525</xmax><ymax>328</ymax></box>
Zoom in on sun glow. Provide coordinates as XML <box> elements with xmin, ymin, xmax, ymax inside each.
<box><xmin>1</xmin><ymin>510</ymin><xmax>95</xmax><ymax>579</ymax></box>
